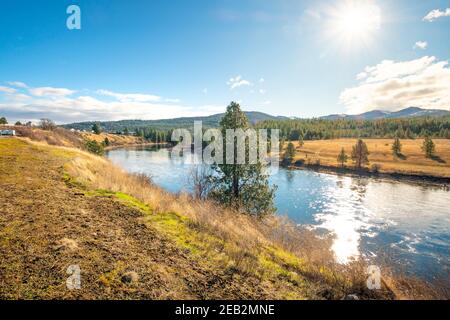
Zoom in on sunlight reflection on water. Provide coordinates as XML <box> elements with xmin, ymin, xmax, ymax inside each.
<box><xmin>106</xmin><ymin>146</ymin><xmax>450</xmax><ymax>280</ymax></box>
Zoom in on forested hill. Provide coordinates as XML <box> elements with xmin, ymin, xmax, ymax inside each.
<box><xmin>61</xmin><ymin>107</ymin><xmax>450</xmax><ymax>141</ymax></box>
<box><xmin>62</xmin><ymin>112</ymin><xmax>288</xmax><ymax>132</ymax></box>
<box><xmin>255</xmin><ymin>116</ymin><xmax>450</xmax><ymax>140</ymax></box>
<box><xmin>320</xmin><ymin>107</ymin><xmax>450</xmax><ymax>120</ymax></box>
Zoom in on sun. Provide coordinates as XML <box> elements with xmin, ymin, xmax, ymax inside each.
<box><xmin>326</xmin><ymin>0</ymin><xmax>381</xmax><ymax>49</ymax></box>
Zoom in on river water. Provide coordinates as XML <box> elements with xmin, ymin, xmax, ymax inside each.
<box><xmin>106</xmin><ymin>146</ymin><xmax>449</xmax><ymax>281</ymax></box>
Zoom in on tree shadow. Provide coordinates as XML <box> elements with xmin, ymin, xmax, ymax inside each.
<box><xmin>430</xmin><ymin>155</ymin><xmax>446</xmax><ymax>164</ymax></box>
<box><xmin>394</xmin><ymin>153</ymin><xmax>407</xmax><ymax>160</ymax></box>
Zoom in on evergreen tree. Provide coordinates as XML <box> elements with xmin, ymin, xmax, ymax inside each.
<box><xmin>92</xmin><ymin>123</ymin><xmax>101</xmax><ymax>134</ymax></box>
<box><xmin>422</xmin><ymin>136</ymin><xmax>435</xmax><ymax>158</ymax></box>
<box><xmin>284</xmin><ymin>142</ymin><xmax>296</xmax><ymax>164</ymax></box>
<box><xmin>337</xmin><ymin>148</ymin><xmax>348</xmax><ymax>167</ymax></box>
<box><xmin>392</xmin><ymin>138</ymin><xmax>402</xmax><ymax>157</ymax></box>
<box><xmin>210</xmin><ymin>102</ymin><xmax>276</xmax><ymax>216</ymax></box>
<box><xmin>298</xmin><ymin>136</ymin><xmax>304</xmax><ymax>148</ymax></box>
<box><xmin>0</xmin><ymin>117</ymin><xmax>8</xmax><ymax>125</ymax></box>
<box><xmin>351</xmin><ymin>139</ymin><xmax>369</xmax><ymax>169</ymax></box>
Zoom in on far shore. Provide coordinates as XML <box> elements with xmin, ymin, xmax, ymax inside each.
<box><xmin>282</xmin><ymin>161</ymin><xmax>450</xmax><ymax>188</ymax></box>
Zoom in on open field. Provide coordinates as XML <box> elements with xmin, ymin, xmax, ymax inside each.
<box><xmin>2</xmin><ymin>134</ymin><xmax>444</xmax><ymax>299</ymax></box>
<box><xmin>286</xmin><ymin>139</ymin><xmax>450</xmax><ymax>179</ymax></box>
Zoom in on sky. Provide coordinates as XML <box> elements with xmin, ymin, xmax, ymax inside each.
<box><xmin>1</xmin><ymin>0</ymin><xmax>450</xmax><ymax>124</ymax></box>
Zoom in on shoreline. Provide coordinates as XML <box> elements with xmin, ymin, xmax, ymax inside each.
<box><xmin>283</xmin><ymin>162</ymin><xmax>450</xmax><ymax>188</ymax></box>
<box><xmin>104</xmin><ymin>142</ymin><xmax>167</xmax><ymax>151</ymax></box>
<box><xmin>105</xmin><ymin>143</ymin><xmax>449</xmax><ymax>188</ymax></box>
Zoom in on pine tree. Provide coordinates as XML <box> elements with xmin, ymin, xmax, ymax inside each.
<box><xmin>392</xmin><ymin>138</ymin><xmax>402</xmax><ymax>157</ymax></box>
<box><xmin>351</xmin><ymin>139</ymin><xmax>369</xmax><ymax>169</ymax></box>
<box><xmin>92</xmin><ymin>123</ymin><xmax>101</xmax><ymax>134</ymax></box>
<box><xmin>337</xmin><ymin>148</ymin><xmax>348</xmax><ymax>167</ymax></box>
<box><xmin>284</xmin><ymin>142</ymin><xmax>296</xmax><ymax>164</ymax></box>
<box><xmin>0</xmin><ymin>117</ymin><xmax>7</xmax><ymax>125</ymax></box>
<box><xmin>422</xmin><ymin>136</ymin><xmax>435</xmax><ymax>158</ymax></box>
<box><xmin>211</xmin><ymin>102</ymin><xmax>276</xmax><ymax>216</ymax></box>
<box><xmin>298</xmin><ymin>136</ymin><xmax>304</xmax><ymax>148</ymax></box>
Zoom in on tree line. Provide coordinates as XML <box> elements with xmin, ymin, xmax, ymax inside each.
<box><xmin>256</xmin><ymin>117</ymin><xmax>450</xmax><ymax>140</ymax></box>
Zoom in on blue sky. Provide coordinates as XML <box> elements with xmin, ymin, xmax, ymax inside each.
<box><xmin>1</xmin><ymin>0</ymin><xmax>450</xmax><ymax>123</ymax></box>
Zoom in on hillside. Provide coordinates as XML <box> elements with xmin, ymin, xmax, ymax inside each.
<box><xmin>320</xmin><ymin>107</ymin><xmax>450</xmax><ymax>121</ymax></box>
<box><xmin>2</xmin><ymin>132</ymin><xmax>440</xmax><ymax>299</ymax></box>
<box><xmin>63</xmin><ymin>112</ymin><xmax>288</xmax><ymax>132</ymax></box>
<box><xmin>62</xmin><ymin>107</ymin><xmax>450</xmax><ymax>133</ymax></box>
<box><xmin>2</xmin><ymin>125</ymin><xmax>148</xmax><ymax>150</ymax></box>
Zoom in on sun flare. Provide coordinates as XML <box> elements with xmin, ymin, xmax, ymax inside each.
<box><xmin>327</xmin><ymin>0</ymin><xmax>381</xmax><ymax>49</ymax></box>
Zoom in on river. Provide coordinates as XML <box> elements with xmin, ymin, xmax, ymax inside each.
<box><xmin>106</xmin><ymin>145</ymin><xmax>449</xmax><ymax>281</ymax></box>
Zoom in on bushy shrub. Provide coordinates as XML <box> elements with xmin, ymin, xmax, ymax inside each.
<box><xmin>85</xmin><ymin>140</ymin><xmax>104</xmax><ymax>155</ymax></box>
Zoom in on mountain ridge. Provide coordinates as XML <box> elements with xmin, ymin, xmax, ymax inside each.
<box><xmin>63</xmin><ymin>107</ymin><xmax>449</xmax><ymax>132</ymax></box>
<box><xmin>320</xmin><ymin>107</ymin><xmax>450</xmax><ymax>120</ymax></box>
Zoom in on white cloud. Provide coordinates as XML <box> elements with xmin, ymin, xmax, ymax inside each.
<box><xmin>340</xmin><ymin>56</ymin><xmax>450</xmax><ymax>114</ymax></box>
<box><xmin>226</xmin><ymin>75</ymin><xmax>252</xmax><ymax>90</ymax></box>
<box><xmin>259</xmin><ymin>89</ymin><xmax>266</xmax><ymax>94</ymax></box>
<box><xmin>262</xmin><ymin>100</ymin><xmax>272</xmax><ymax>105</ymax></box>
<box><xmin>203</xmin><ymin>88</ymin><xmax>208</xmax><ymax>94</ymax></box>
<box><xmin>29</xmin><ymin>87</ymin><xmax>75</xmax><ymax>97</ymax></box>
<box><xmin>423</xmin><ymin>8</ymin><xmax>450</xmax><ymax>22</ymax></box>
<box><xmin>259</xmin><ymin>78</ymin><xmax>265</xmax><ymax>83</ymax></box>
<box><xmin>165</xmin><ymin>98</ymin><xmax>181</xmax><ymax>103</ymax></box>
<box><xmin>414</xmin><ymin>41</ymin><xmax>428</xmax><ymax>50</ymax></box>
<box><xmin>0</xmin><ymin>86</ymin><xmax>17</xmax><ymax>94</ymax></box>
<box><xmin>7</xmin><ymin>81</ymin><xmax>28</xmax><ymax>88</ymax></box>
<box><xmin>0</xmin><ymin>82</ymin><xmax>223</xmax><ymax>124</ymax></box>
<box><xmin>96</xmin><ymin>89</ymin><xmax>160</xmax><ymax>102</ymax></box>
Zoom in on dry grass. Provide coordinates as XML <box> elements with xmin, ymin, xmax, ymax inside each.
<box><xmin>80</xmin><ymin>132</ymin><xmax>147</xmax><ymax>148</ymax></box>
<box><xmin>288</xmin><ymin>138</ymin><xmax>450</xmax><ymax>178</ymax></box>
<box><xmin>64</xmin><ymin>146</ymin><xmax>443</xmax><ymax>299</ymax></box>
<box><xmin>2</xmin><ymin>129</ymin><xmax>445</xmax><ymax>299</ymax></box>
<box><xmin>9</xmin><ymin>125</ymin><xmax>148</xmax><ymax>150</ymax></box>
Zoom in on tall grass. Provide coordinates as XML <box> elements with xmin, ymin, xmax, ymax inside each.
<box><xmin>24</xmin><ymin>128</ymin><xmax>449</xmax><ymax>299</ymax></box>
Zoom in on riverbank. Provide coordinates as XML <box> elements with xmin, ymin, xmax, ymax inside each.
<box><xmin>2</xmin><ymin>134</ymin><xmax>444</xmax><ymax>299</ymax></box>
<box><xmin>284</xmin><ymin>162</ymin><xmax>450</xmax><ymax>188</ymax></box>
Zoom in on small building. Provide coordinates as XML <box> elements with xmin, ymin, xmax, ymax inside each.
<box><xmin>0</xmin><ymin>129</ymin><xmax>16</xmax><ymax>136</ymax></box>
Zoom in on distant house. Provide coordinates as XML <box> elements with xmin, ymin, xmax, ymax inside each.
<box><xmin>0</xmin><ymin>129</ymin><xmax>16</xmax><ymax>136</ymax></box>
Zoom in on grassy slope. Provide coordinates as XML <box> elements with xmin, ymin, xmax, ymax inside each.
<box><xmin>80</xmin><ymin>132</ymin><xmax>148</xmax><ymax>148</ymax></box>
<box><xmin>1</xmin><ymin>136</ymin><xmax>440</xmax><ymax>299</ymax></box>
<box><xmin>0</xmin><ymin>138</ymin><xmax>350</xmax><ymax>299</ymax></box>
<box><xmin>288</xmin><ymin>139</ymin><xmax>450</xmax><ymax>178</ymax></box>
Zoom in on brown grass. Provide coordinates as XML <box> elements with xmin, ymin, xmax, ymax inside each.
<box><xmin>288</xmin><ymin>138</ymin><xmax>450</xmax><ymax>178</ymax></box>
<box><xmin>80</xmin><ymin>132</ymin><xmax>147</xmax><ymax>148</ymax></box>
<box><xmin>64</xmin><ymin>143</ymin><xmax>444</xmax><ymax>299</ymax></box>
<box><xmin>2</xmin><ymin>129</ymin><xmax>445</xmax><ymax>299</ymax></box>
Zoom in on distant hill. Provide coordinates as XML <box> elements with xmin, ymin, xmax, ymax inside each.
<box><xmin>63</xmin><ymin>107</ymin><xmax>450</xmax><ymax>132</ymax></box>
<box><xmin>320</xmin><ymin>107</ymin><xmax>450</xmax><ymax>121</ymax></box>
<box><xmin>63</xmin><ymin>111</ymin><xmax>288</xmax><ymax>132</ymax></box>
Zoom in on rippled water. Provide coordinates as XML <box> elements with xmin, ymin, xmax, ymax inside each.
<box><xmin>106</xmin><ymin>146</ymin><xmax>450</xmax><ymax>281</ymax></box>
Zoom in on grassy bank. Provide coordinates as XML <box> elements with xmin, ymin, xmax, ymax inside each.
<box><xmin>285</xmin><ymin>138</ymin><xmax>450</xmax><ymax>179</ymax></box>
<box><xmin>3</xmin><ymin>125</ymin><xmax>149</xmax><ymax>150</ymax></box>
<box><xmin>0</xmin><ymin>132</ymin><xmax>445</xmax><ymax>299</ymax></box>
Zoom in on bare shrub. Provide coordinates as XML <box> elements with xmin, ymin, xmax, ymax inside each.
<box><xmin>187</xmin><ymin>165</ymin><xmax>213</xmax><ymax>200</ymax></box>
<box><xmin>39</xmin><ymin>118</ymin><xmax>56</xmax><ymax>131</ymax></box>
